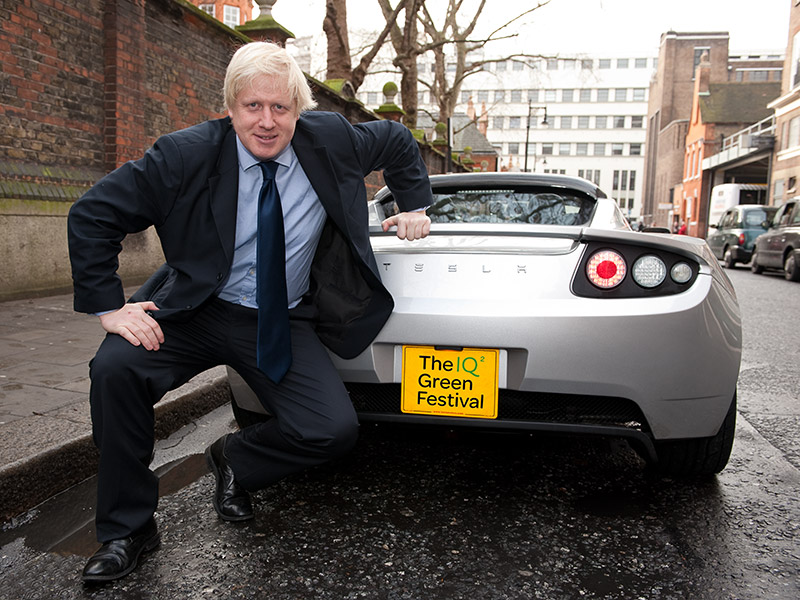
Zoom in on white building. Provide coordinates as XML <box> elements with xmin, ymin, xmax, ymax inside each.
<box><xmin>288</xmin><ymin>36</ymin><xmax>656</xmax><ymax>224</ymax></box>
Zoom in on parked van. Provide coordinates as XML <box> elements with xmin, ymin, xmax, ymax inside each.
<box><xmin>707</xmin><ymin>183</ymin><xmax>768</xmax><ymax>227</ymax></box>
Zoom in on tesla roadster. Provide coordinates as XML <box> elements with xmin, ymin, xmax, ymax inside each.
<box><xmin>229</xmin><ymin>172</ymin><xmax>741</xmax><ymax>477</ymax></box>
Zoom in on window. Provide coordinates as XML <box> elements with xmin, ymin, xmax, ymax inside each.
<box><xmin>509</xmin><ymin>116</ymin><xmax>521</xmax><ymax>129</ymax></box>
<box><xmin>612</xmin><ymin>143</ymin><xmax>624</xmax><ymax>155</ymax></box>
<box><xmin>579</xmin><ymin>169</ymin><xmax>601</xmax><ymax>185</ymax></box>
<box><xmin>494</xmin><ymin>90</ymin><xmax>505</xmax><ymax>102</ymax></box>
<box><xmin>581</xmin><ymin>59</ymin><xmax>593</xmax><ymax>69</ymax></box>
<box><xmin>562</xmin><ymin>89</ymin><xmax>574</xmax><ymax>102</ymax></box>
<box><xmin>693</xmin><ymin>47</ymin><xmax>710</xmax><ymax>77</ymax></box>
<box><xmin>617</xmin><ymin>58</ymin><xmax>629</xmax><ymax>69</ymax></box>
<box><xmin>367</xmin><ymin>92</ymin><xmax>378</xmax><ymax>105</ymax></box>
<box><xmin>629</xmin><ymin>171</ymin><xmax>636</xmax><ymax>191</ymax></box>
<box><xmin>599</xmin><ymin>59</ymin><xmax>611</xmax><ymax>69</ymax></box>
<box><xmin>635</xmin><ymin>58</ymin><xmax>648</xmax><ymax>68</ymax></box>
<box><xmin>595</xmin><ymin>116</ymin><xmax>608</xmax><ymax>129</ymax></box>
<box><xmin>750</xmin><ymin>70</ymin><xmax>769</xmax><ymax>82</ymax></box>
<box><xmin>447</xmin><ymin>62</ymin><xmax>457</xmax><ymax>72</ymax></box>
<box><xmin>558</xmin><ymin>143</ymin><xmax>571</xmax><ymax>155</ymax></box>
<box><xmin>560</xmin><ymin>116</ymin><xmax>572</xmax><ymax>129</ymax></box>
<box><xmin>547</xmin><ymin>59</ymin><xmax>559</xmax><ymax>70</ymax></box>
<box><xmin>542</xmin><ymin>143</ymin><xmax>554</xmax><ymax>155</ymax></box>
<box><xmin>576</xmin><ymin>143</ymin><xmax>588</xmax><ymax>155</ymax></box>
<box><xmin>495</xmin><ymin>61</ymin><xmax>507</xmax><ymax>71</ymax></box>
<box><xmin>632</xmin><ymin>88</ymin><xmax>646</xmax><ymax>101</ymax></box>
<box><xmin>418</xmin><ymin>91</ymin><xmax>427</xmax><ymax>104</ymax></box>
<box><xmin>579</xmin><ymin>89</ymin><xmax>592</xmax><ymax>102</ymax></box>
<box><xmin>493</xmin><ymin>117</ymin><xmax>504</xmax><ymax>129</ymax></box>
<box><xmin>510</xmin><ymin>90</ymin><xmax>522</xmax><ymax>102</ymax></box>
<box><xmin>223</xmin><ymin>5</ymin><xmax>240</xmax><ymax>27</ymax></box>
<box><xmin>528</xmin><ymin>90</ymin><xmax>539</xmax><ymax>102</ymax></box>
<box><xmin>631</xmin><ymin>115</ymin><xmax>643</xmax><ymax>128</ymax></box>
<box><xmin>630</xmin><ymin>143</ymin><xmax>642</xmax><ymax>155</ymax></box>
<box><xmin>597</xmin><ymin>89</ymin><xmax>609</xmax><ymax>102</ymax></box>
<box><xmin>545</xmin><ymin>89</ymin><xmax>557</xmax><ymax>102</ymax></box>
<box><xmin>613</xmin><ymin>116</ymin><xmax>625</xmax><ymax>128</ymax></box>
<box><xmin>508</xmin><ymin>142</ymin><xmax>520</xmax><ymax>154</ymax></box>
<box><xmin>793</xmin><ymin>32</ymin><xmax>800</xmax><ymax>87</ymax></box>
<box><xmin>477</xmin><ymin>90</ymin><xmax>489</xmax><ymax>102</ymax></box>
<box><xmin>594</xmin><ymin>143</ymin><xmax>606</xmax><ymax>156</ymax></box>
<box><xmin>461</xmin><ymin>91</ymin><xmax>470</xmax><ymax>103</ymax></box>
<box><xmin>199</xmin><ymin>4</ymin><xmax>214</xmax><ymax>16</ymax></box>
<box><xmin>614</xmin><ymin>88</ymin><xmax>627</xmax><ymax>102</ymax></box>
<box><xmin>513</xmin><ymin>61</ymin><xmax>524</xmax><ymax>71</ymax></box>
<box><xmin>578</xmin><ymin>115</ymin><xmax>590</xmax><ymax>128</ymax></box>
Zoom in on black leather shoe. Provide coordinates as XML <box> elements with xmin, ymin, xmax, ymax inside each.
<box><xmin>205</xmin><ymin>434</ymin><xmax>254</xmax><ymax>521</ymax></box>
<box><xmin>82</xmin><ymin>518</ymin><xmax>160</xmax><ymax>583</ymax></box>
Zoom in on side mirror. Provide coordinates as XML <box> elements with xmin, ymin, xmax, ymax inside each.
<box><xmin>708</xmin><ymin>223</ymin><xmax>718</xmax><ymax>229</ymax></box>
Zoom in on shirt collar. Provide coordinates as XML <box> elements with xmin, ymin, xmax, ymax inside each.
<box><xmin>235</xmin><ymin>135</ymin><xmax>295</xmax><ymax>172</ymax></box>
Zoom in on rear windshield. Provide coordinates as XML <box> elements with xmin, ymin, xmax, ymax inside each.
<box><xmin>742</xmin><ymin>207</ymin><xmax>777</xmax><ymax>227</ymax></box>
<box><xmin>374</xmin><ymin>186</ymin><xmax>596</xmax><ymax>226</ymax></box>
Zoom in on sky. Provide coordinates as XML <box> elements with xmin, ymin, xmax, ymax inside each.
<box><xmin>269</xmin><ymin>0</ymin><xmax>791</xmax><ymax>56</ymax></box>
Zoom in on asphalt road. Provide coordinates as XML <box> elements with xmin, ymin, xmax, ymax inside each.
<box><xmin>1</xmin><ymin>265</ymin><xmax>799</xmax><ymax>600</ymax></box>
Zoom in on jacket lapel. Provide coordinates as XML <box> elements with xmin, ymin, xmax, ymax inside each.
<box><xmin>208</xmin><ymin>125</ymin><xmax>239</xmax><ymax>263</ymax></box>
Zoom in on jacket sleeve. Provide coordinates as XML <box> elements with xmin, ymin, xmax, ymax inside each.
<box><xmin>348</xmin><ymin>117</ymin><xmax>433</xmax><ymax>213</ymax></box>
<box><xmin>67</xmin><ymin>135</ymin><xmax>183</xmax><ymax>314</ymax></box>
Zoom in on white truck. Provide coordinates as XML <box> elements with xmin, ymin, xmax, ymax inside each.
<box><xmin>707</xmin><ymin>183</ymin><xmax>768</xmax><ymax>227</ymax></box>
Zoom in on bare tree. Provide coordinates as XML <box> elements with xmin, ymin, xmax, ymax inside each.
<box><xmin>324</xmin><ymin>0</ymin><xmax>410</xmax><ymax>93</ymax></box>
<box><xmin>418</xmin><ymin>0</ymin><xmax>551</xmax><ymax>122</ymax></box>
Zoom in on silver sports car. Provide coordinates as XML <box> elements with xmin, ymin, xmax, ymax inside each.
<box><xmin>230</xmin><ymin>173</ymin><xmax>741</xmax><ymax>477</ymax></box>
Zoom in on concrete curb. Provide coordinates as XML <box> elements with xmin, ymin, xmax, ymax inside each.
<box><xmin>0</xmin><ymin>369</ymin><xmax>232</xmax><ymax>522</ymax></box>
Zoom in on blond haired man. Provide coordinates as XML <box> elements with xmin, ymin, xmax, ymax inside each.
<box><xmin>69</xmin><ymin>42</ymin><xmax>431</xmax><ymax>583</ymax></box>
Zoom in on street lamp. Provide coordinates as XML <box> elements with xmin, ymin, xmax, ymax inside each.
<box><xmin>524</xmin><ymin>102</ymin><xmax>549</xmax><ymax>172</ymax></box>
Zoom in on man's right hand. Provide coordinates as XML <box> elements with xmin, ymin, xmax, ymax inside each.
<box><xmin>98</xmin><ymin>301</ymin><xmax>164</xmax><ymax>350</ymax></box>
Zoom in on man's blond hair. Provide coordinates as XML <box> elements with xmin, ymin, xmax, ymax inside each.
<box><xmin>223</xmin><ymin>42</ymin><xmax>316</xmax><ymax>114</ymax></box>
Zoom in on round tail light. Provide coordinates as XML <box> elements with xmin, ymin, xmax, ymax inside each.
<box><xmin>586</xmin><ymin>250</ymin><xmax>627</xmax><ymax>288</ymax></box>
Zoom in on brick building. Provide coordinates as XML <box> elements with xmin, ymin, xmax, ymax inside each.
<box><xmin>188</xmin><ymin>0</ymin><xmax>253</xmax><ymax>28</ymax></box>
<box><xmin>768</xmin><ymin>0</ymin><xmax>800</xmax><ymax>207</ymax></box>
<box><xmin>680</xmin><ymin>55</ymin><xmax>780</xmax><ymax>236</ymax></box>
<box><xmin>642</xmin><ymin>32</ymin><xmax>783</xmax><ymax>229</ymax></box>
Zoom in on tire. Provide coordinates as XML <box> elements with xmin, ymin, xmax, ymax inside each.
<box><xmin>230</xmin><ymin>398</ymin><xmax>271</xmax><ymax>429</ymax></box>
<box><xmin>751</xmin><ymin>249</ymin><xmax>764</xmax><ymax>274</ymax></box>
<box><xmin>651</xmin><ymin>392</ymin><xmax>736</xmax><ymax>477</ymax></box>
<box><xmin>784</xmin><ymin>250</ymin><xmax>800</xmax><ymax>282</ymax></box>
<box><xmin>722</xmin><ymin>247</ymin><xmax>736</xmax><ymax>269</ymax></box>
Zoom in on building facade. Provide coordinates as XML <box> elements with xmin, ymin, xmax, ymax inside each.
<box><xmin>354</xmin><ymin>52</ymin><xmax>656</xmax><ymax>226</ymax></box>
<box><xmin>643</xmin><ymin>31</ymin><xmax>783</xmax><ymax>229</ymax></box>
<box><xmin>186</xmin><ymin>0</ymin><xmax>253</xmax><ymax>28</ymax></box>
<box><xmin>768</xmin><ymin>0</ymin><xmax>800</xmax><ymax>207</ymax></box>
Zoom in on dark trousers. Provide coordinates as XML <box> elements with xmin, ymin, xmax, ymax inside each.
<box><xmin>88</xmin><ymin>297</ymin><xmax>358</xmax><ymax>542</ymax></box>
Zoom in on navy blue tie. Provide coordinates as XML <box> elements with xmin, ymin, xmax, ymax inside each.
<box><xmin>256</xmin><ymin>161</ymin><xmax>291</xmax><ymax>383</ymax></box>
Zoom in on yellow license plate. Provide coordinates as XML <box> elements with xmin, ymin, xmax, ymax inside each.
<box><xmin>401</xmin><ymin>346</ymin><xmax>499</xmax><ymax>419</ymax></box>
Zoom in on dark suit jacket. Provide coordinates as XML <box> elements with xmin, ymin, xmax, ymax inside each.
<box><xmin>68</xmin><ymin>112</ymin><xmax>432</xmax><ymax>358</ymax></box>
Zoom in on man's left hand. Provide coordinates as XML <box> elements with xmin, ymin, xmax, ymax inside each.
<box><xmin>382</xmin><ymin>211</ymin><xmax>431</xmax><ymax>241</ymax></box>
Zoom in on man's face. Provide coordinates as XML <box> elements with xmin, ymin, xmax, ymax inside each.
<box><xmin>228</xmin><ymin>74</ymin><xmax>298</xmax><ymax>161</ymax></box>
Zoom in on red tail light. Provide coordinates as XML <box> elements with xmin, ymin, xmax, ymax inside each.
<box><xmin>738</xmin><ymin>233</ymin><xmax>745</xmax><ymax>246</ymax></box>
<box><xmin>586</xmin><ymin>250</ymin><xmax>627</xmax><ymax>288</ymax></box>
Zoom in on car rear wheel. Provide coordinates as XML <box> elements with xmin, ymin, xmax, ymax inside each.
<box><xmin>751</xmin><ymin>249</ymin><xmax>764</xmax><ymax>274</ymax></box>
<box><xmin>784</xmin><ymin>250</ymin><xmax>800</xmax><ymax>281</ymax></box>
<box><xmin>651</xmin><ymin>392</ymin><xmax>736</xmax><ymax>477</ymax></box>
<box><xmin>722</xmin><ymin>247</ymin><xmax>736</xmax><ymax>269</ymax></box>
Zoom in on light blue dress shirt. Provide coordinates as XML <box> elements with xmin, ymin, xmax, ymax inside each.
<box><xmin>217</xmin><ymin>137</ymin><xmax>328</xmax><ymax>309</ymax></box>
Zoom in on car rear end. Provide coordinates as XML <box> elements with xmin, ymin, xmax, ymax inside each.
<box><xmin>335</xmin><ymin>174</ymin><xmax>742</xmax><ymax>474</ymax></box>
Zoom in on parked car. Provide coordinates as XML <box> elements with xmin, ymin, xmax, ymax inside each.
<box><xmin>707</xmin><ymin>204</ymin><xmax>777</xmax><ymax>268</ymax></box>
<box><xmin>229</xmin><ymin>173</ymin><xmax>742</xmax><ymax>477</ymax></box>
<box><xmin>751</xmin><ymin>198</ymin><xmax>800</xmax><ymax>281</ymax></box>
